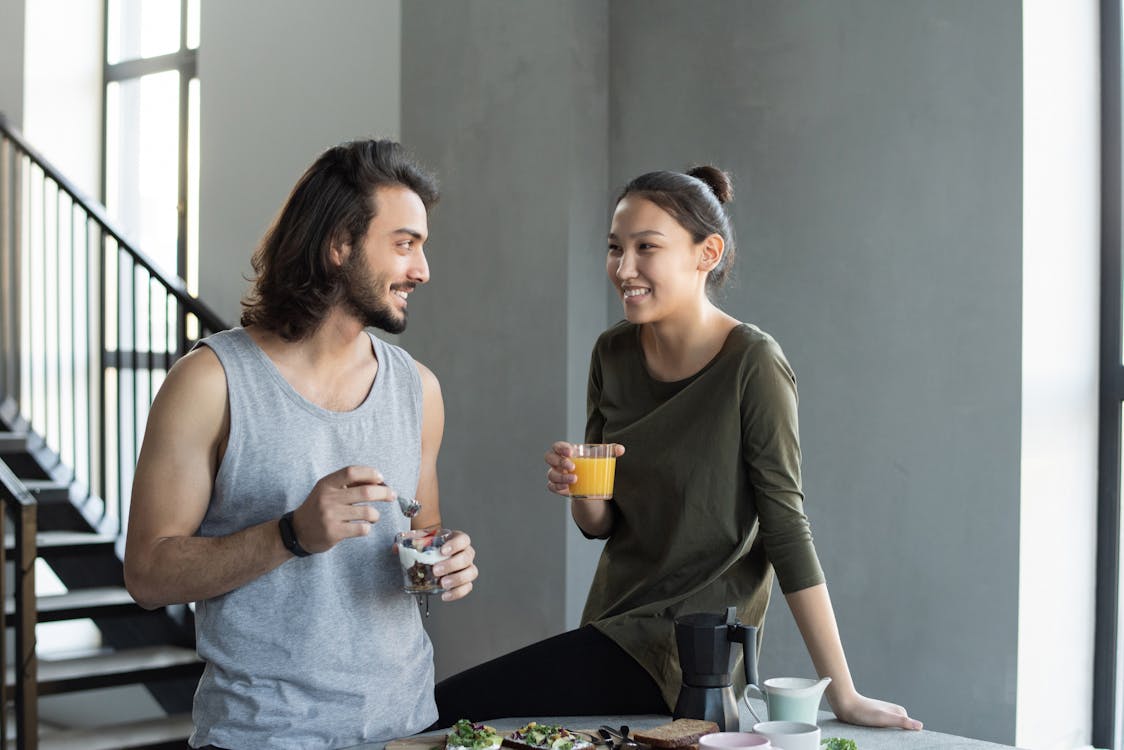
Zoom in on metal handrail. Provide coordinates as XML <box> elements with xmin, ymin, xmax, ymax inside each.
<box><xmin>0</xmin><ymin>458</ymin><xmax>38</xmax><ymax>750</ymax></box>
<box><xmin>0</xmin><ymin>113</ymin><xmax>226</xmax><ymax>333</ymax></box>
<box><xmin>0</xmin><ymin>110</ymin><xmax>229</xmax><ymax>530</ymax></box>
<box><xmin>0</xmin><ymin>112</ymin><xmax>230</xmax><ymax>747</ymax></box>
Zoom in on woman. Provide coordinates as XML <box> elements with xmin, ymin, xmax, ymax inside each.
<box><xmin>435</xmin><ymin>166</ymin><xmax>920</xmax><ymax>731</ymax></box>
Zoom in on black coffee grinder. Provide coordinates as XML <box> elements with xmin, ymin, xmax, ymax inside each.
<box><xmin>672</xmin><ymin>606</ymin><xmax>759</xmax><ymax>731</ymax></box>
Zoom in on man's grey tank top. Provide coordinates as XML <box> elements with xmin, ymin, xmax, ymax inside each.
<box><xmin>189</xmin><ymin>327</ymin><xmax>436</xmax><ymax>750</ymax></box>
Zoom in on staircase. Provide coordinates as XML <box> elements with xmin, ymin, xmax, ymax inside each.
<box><xmin>0</xmin><ymin>114</ymin><xmax>228</xmax><ymax>748</ymax></box>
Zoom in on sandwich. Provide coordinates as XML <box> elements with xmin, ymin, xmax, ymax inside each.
<box><xmin>502</xmin><ymin>722</ymin><xmax>594</xmax><ymax>750</ymax></box>
<box><xmin>631</xmin><ymin>719</ymin><xmax>720</xmax><ymax>749</ymax></box>
<box><xmin>447</xmin><ymin>720</ymin><xmax>503</xmax><ymax>750</ymax></box>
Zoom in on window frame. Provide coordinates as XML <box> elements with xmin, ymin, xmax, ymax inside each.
<box><xmin>100</xmin><ymin>0</ymin><xmax>196</xmax><ymax>285</ymax></box>
<box><xmin>1096</xmin><ymin>0</ymin><xmax>1124</xmax><ymax>748</ymax></box>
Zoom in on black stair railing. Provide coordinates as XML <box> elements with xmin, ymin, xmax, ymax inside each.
<box><xmin>0</xmin><ymin>111</ymin><xmax>227</xmax><ymax>534</ymax></box>
<box><xmin>0</xmin><ymin>458</ymin><xmax>38</xmax><ymax>749</ymax></box>
<box><xmin>0</xmin><ymin>112</ymin><xmax>228</xmax><ymax>749</ymax></box>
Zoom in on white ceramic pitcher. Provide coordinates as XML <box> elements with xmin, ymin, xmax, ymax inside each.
<box><xmin>743</xmin><ymin>676</ymin><xmax>831</xmax><ymax>726</ymax></box>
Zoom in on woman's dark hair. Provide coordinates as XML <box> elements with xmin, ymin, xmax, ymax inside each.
<box><xmin>240</xmin><ymin>139</ymin><xmax>439</xmax><ymax>341</ymax></box>
<box><xmin>617</xmin><ymin>165</ymin><xmax>736</xmax><ymax>291</ymax></box>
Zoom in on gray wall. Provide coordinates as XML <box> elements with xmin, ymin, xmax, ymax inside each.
<box><xmin>198</xmin><ymin>0</ymin><xmax>402</xmax><ymax>324</ymax></box>
<box><xmin>403</xmin><ymin>0</ymin><xmax>1022</xmax><ymax>742</ymax></box>
<box><xmin>608</xmin><ymin>2</ymin><xmax>1021</xmax><ymax>742</ymax></box>
<box><xmin>400</xmin><ymin>0</ymin><xmax>610</xmax><ymax>678</ymax></box>
<box><xmin>0</xmin><ymin>0</ymin><xmax>24</xmax><ymax>126</ymax></box>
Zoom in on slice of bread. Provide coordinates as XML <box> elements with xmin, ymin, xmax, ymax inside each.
<box><xmin>632</xmin><ymin>719</ymin><xmax>720</xmax><ymax>749</ymax></box>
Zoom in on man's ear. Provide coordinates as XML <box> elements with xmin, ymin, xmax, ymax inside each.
<box><xmin>329</xmin><ymin>235</ymin><xmax>350</xmax><ymax>269</ymax></box>
<box><xmin>698</xmin><ymin>233</ymin><xmax>725</xmax><ymax>272</ymax></box>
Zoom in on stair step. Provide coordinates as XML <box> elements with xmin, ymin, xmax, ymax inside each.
<box><xmin>0</xmin><ymin>431</ymin><xmax>29</xmax><ymax>453</ymax></box>
<box><xmin>6</xmin><ymin>645</ymin><xmax>202</xmax><ymax>696</ymax></box>
<box><xmin>18</xmin><ymin>479</ymin><xmax>71</xmax><ymax>503</ymax></box>
<box><xmin>5</xmin><ymin>587</ymin><xmax>145</xmax><ymax>626</ymax></box>
<box><xmin>3</xmin><ymin>530</ymin><xmax>117</xmax><ymax>557</ymax></box>
<box><xmin>32</xmin><ymin>712</ymin><xmax>194</xmax><ymax>750</ymax></box>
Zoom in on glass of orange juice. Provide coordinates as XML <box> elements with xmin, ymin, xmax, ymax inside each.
<box><xmin>570</xmin><ymin>444</ymin><xmax>617</xmax><ymax>500</ymax></box>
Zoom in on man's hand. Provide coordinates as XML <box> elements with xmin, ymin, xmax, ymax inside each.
<box><xmin>292</xmin><ymin>465</ymin><xmax>393</xmax><ymax>553</ymax></box>
<box><xmin>430</xmin><ymin>530</ymin><xmax>478</xmax><ymax>601</ymax></box>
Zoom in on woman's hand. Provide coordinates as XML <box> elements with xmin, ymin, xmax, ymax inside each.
<box><xmin>431</xmin><ymin>530</ymin><xmax>478</xmax><ymax>602</ymax></box>
<box><xmin>544</xmin><ymin>441</ymin><xmax>625</xmax><ymax>496</ymax></box>
<box><xmin>546</xmin><ymin>441</ymin><xmax>624</xmax><ymax>538</ymax></box>
<box><xmin>830</xmin><ymin>690</ymin><xmax>922</xmax><ymax>730</ymax></box>
<box><xmin>545</xmin><ymin>441</ymin><xmax>577</xmax><ymax>496</ymax></box>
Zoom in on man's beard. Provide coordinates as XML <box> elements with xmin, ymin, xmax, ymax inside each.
<box><xmin>339</xmin><ymin>251</ymin><xmax>409</xmax><ymax>334</ymax></box>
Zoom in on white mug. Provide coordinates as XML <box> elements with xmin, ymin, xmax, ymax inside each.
<box><xmin>750</xmin><ymin>721</ymin><xmax>820</xmax><ymax>750</ymax></box>
<box><xmin>698</xmin><ymin>732</ymin><xmax>772</xmax><ymax>750</ymax></box>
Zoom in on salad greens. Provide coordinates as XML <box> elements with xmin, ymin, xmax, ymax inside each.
<box><xmin>820</xmin><ymin>739</ymin><xmax>858</xmax><ymax>750</ymax></box>
<box><xmin>510</xmin><ymin>722</ymin><xmax>588</xmax><ymax>750</ymax></box>
<box><xmin>447</xmin><ymin>719</ymin><xmax>502</xmax><ymax>750</ymax></box>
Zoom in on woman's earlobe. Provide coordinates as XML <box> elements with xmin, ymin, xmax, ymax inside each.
<box><xmin>699</xmin><ymin>236</ymin><xmax>725</xmax><ymax>271</ymax></box>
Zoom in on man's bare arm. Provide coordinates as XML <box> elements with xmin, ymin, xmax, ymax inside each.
<box><xmin>123</xmin><ymin>348</ymin><xmax>388</xmax><ymax>609</ymax></box>
<box><xmin>411</xmin><ymin>361</ymin><xmax>477</xmax><ymax>600</ymax></box>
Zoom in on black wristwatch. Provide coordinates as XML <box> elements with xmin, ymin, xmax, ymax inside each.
<box><xmin>278</xmin><ymin>511</ymin><xmax>312</xmax><ymax>557</ymax></box>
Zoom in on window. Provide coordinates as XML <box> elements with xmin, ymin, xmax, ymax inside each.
<box><xmin>103</xmin><ymin>0</ymin><xmax>199</xmax><ymax>298</ymax></box>
<box><xmin>99</xmin><ymin>0</ymin><xmax>200</xmax><ymax>523</ymax></box>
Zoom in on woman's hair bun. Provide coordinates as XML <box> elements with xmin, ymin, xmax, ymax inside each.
<box><xmin>687</xmin><ymin>165</ymin><xmax>733</xmax><ymax>204</ymax></box>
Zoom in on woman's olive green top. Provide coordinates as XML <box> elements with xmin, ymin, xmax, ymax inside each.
<box><xmin>580</xmin><ymin>321</ymin><xmax>826</xmax><ymax>709</ymax></box>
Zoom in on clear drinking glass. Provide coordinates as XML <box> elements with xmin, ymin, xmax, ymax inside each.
<box><xmin>570</xmin><ymin>444</ymin><xmax>617</xmax><ymax>500</ymax></box>
<box><xmin>394</xmin><ymin>528</ymin><xmax>452</xmax><ymax>594</ymax></box>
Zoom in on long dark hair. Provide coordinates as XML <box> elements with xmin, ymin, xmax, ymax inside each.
<box><xmin>240</xmin><ymin>139</ymin><xmax>439</xmax><ymax>341</ymax></box>
<box><xmin>617</xmin><ymin>165</ymin><xmax>736</xmax><ymax>292</ymax></box>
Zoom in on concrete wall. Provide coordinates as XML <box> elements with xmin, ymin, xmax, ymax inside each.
<box><xmin>400</xmin><ymin>0</ymin><xmax>610</xmax><ymax>677</ymax></box>
<box><xmin>15</xmin><ymin>0</ymin><xmax>102</xmax><ymax>198</ymax></box>
<box><xmin>0</xmin><ymin>0</ymin><xmax>24</xmax><ymax>126</ymax></box>
<box><xmin>22</xmin><ymin>0</ymin><xmax>102</xmax><ymax>198</ymax></box>
<box><xmin>197</xmin><ymin>0</ymin><xmax>402</xmax><ymax>324</ymax></box>
<box><xmin>200</xmin><ymin>1</ymin><xmax>1084</xmax><ymax>744</ymax></box>
<box><xmin>609</xmin><ymin>1</ymin><xmax>1023</xmax><ymax>742</ymax></box>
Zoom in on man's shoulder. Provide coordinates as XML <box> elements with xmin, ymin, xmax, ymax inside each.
<box><xmin>366</xmin><ymin>331</ymin><xmax>436</xmax><ymax>394</ymax></box>
<box><xmin>171</xmin><ymin>343</ymin><xmax>227</xmax><ymax>384</ymax></box>
<box><xmin>154</xmin><ymin>346</ymin><xmax>229</xmax><ymax>410</ymax></box>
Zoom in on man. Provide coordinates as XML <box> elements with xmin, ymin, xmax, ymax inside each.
<box><xmin>124</xmin><ymin>140</ymin><xmax>477</xmax><ymax>749</ymax></box>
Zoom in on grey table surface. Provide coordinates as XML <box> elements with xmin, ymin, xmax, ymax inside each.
<box><xmin>363</xmin><ymin>700</ymin><xmax>1025</xmax><ymax>750</ymax></box>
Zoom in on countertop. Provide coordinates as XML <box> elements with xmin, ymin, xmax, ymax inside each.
<box><xmin>365</xmin><ymin>702</ymin><xmax>1025</xmax><ymax>750</ymax></box>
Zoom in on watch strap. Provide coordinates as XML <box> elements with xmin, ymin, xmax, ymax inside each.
<box><xmin>279</xmin><ymin>510</ymin><xmax>312</xmax><ymax>557</ymax></box>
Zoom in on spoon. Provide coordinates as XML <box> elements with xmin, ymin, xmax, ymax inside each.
<box><xmin>397</xmin><ymin>494</ymin><xmax>421</xmax><ymax>518</ymax></box>
<box><xmin>598</xmin><ymin>726</ymin><xmax>638</xmax><ymax>749</ymax></box>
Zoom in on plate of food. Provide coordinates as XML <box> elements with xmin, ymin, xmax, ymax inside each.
<box><xmin>502</xmin><ymin>722</ymin><xmax>598</xmax><ymax>750</ymax></box>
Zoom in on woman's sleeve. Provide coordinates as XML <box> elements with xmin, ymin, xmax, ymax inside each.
<box><xmin>580</xmin><ymin>342</ymin><xmax>617</xmax><ymax>539</ymax></box>
<box><xmin>741</xmin><ymin>338</ymin><xmax>826</xmax><ymax>594</ymax></box>
<box><xmin>584</xmin><ymin>345</ymin><xmax>606</xmax><ymax>443</ymax></box>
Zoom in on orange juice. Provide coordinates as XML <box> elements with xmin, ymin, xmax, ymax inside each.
<box><xmin>571</xmin><ymin>456</ymin><xmax>616</xmax><ymax>499</ymax></box>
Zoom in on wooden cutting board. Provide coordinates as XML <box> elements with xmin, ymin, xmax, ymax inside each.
<box><xmin>385</xmin><ymin>732</ymin><xmax>447</xmax><ymax>750</ymax></box>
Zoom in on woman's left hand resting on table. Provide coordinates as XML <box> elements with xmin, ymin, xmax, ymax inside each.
<box><xmin>830</xmin><ymin>691</ymin><xmax>922</xmax><ymax>730</ymax></box>
<box><xmin>786</xmin><ymin>583</ymin><xmax>922</xmax><ymax>731</ymax></box>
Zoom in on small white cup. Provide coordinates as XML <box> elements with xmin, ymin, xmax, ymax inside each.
<box><xmin>750</xmin><ymin>721</ymin><xmax>820</xmax><ymax>750</ymax></box>
<box><xmin>698</xmin><ymin>732</ymin><xmax>772</xmax><ymax>750</ymax></box>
